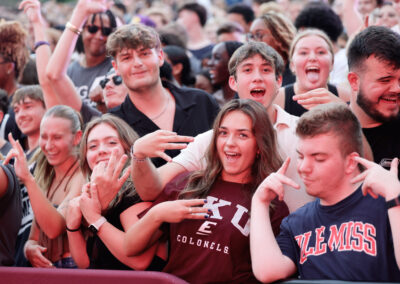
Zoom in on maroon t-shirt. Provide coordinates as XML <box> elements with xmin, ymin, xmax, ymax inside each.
<box><xmin>150</xmin><ymin>173</ymin><xmax>289</xmax><ymax>283</ymax></box>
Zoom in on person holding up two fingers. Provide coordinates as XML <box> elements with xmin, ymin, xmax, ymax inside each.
<box><xmin>251</xmin><ymin>103</ymin><xmax>400</xmax><ymax>283</ymax></box>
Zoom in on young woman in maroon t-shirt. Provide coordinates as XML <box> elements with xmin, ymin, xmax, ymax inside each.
<box><xmin>124</xmin><ymin>99</ymin><xmax>289</xmax><ymax>283</ymax></box>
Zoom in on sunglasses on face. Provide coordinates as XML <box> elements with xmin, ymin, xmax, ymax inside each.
<box><xmin>86</xmin><ymin>25</ymin><xmax>114</xmax><ymax>36</ymax></box>
<box><xmin>99</xmin><ymin>75</ymin><xmax>123</xmax><ymax>89</ymax></box>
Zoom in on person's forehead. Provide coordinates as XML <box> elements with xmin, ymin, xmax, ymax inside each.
<box><xmin>298</xmin><ymin>133</ymin><xmax>340</xmax><ymax>153</ymax></box>
<box><xmin>360</xmin><ymin>55</ymin><xmax>399</xmax><ymax>75</ymax></box>
<box><xmin>15</xmin><ymin>97</ymin><xmax>42</xmax><ymax>106</ymax></box>
<box><xmin>89</xmin><ymin>13</ymin><xmax>111</xmax><ymax>26</ymax></box>
<box><xmin>238</xmin><ymin>54</ymin><xmax>273</xmax><ymax>68</ymax></box>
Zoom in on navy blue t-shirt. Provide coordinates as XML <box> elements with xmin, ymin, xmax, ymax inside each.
<box><xmin>277</xmin><ymin>186</ymin><xmax>400</xmax><ymax>282</ymax></box>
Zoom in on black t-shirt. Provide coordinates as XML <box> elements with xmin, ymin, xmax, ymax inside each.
<box><xmin>284</xmin><ymin>83</ymin><xmax>338</xmax><ymax>117</ymax></box>
<box><xmin>362</xmin><ymin>115</ymin><xmax>400</xmax><ymax>177</ymax></box>
<box><xmin>110</xmin><ymin>81</ymin><xmax>220</xmax><ymax>167</ymax></box>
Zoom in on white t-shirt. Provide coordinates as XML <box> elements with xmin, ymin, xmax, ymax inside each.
<box><xmin>172</xmin><ymin>105</ymin><xmax>315</xmax><ymax>212</ymax></box>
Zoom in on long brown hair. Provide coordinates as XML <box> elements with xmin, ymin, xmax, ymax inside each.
<box><xmin>179</xmin><ymin>99</ymin><xmax>282</xmax><ymax>199</ymax></box>
<box><xmin>79</xmin><ymin>114</ymin><xmax>139</xmax><ymax>208</ymax></box>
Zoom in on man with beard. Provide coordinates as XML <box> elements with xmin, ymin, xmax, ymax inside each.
<box><xmin>347</xmin><ymin>26</ymin><xmax>400</xmax><ymax>170</ymax></box>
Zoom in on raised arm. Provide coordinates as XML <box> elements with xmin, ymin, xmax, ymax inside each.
<box><xmin>250</xmin><ymin>158</ymin><xmax>298</xmax><ymax>283</ymax></box>
<box><xmin>131</xmin><ymin>130</ymin><xmax>193</xmax><ymax>201</ymax></box>
<box><xmin>341</xmin><ymin>0</ymin><xmax>364</xmax><ymax>37</ymax></box>
<box><xmin>351</xmin><ymin>157</ymin><xmax>400</xmax><ymax>269</ymax></box>
<box><xmin>4</xmin><ymin>134</ymin><xmax>65</xmax><ymax>239</ymax></box>
<box><xmin>45</xmin><ymin>0</ymin><xmax>108</xmax><ymax>111</ymax></box>
<box><xmin>19</xmin><ymin>0</ymin><xmax>60</xmax><ymax>108</ymax></box>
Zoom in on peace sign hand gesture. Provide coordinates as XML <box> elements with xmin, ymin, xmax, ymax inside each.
<box><xmin>4</xmin><ymin>133</ymin><xmax>32</xmax><ymax>183</ymax></box>
<box><xmin>351</xmin><ymin>157</ymin><xmax>400</xmax><ymax>200</ymax></box>
<box><xmin>254</xmin><ymin>158</ymin><xmax>300</xmax><ymax>204</ymax></box>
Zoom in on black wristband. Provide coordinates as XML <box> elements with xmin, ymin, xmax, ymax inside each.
<box><xmin>386</xmin><ymin>194</ymin><xmax>400</xmax><ymax>210</ymax></box>
<box><xmin>66</xmin><ymin>225</ymin><xmax>81</xmax><ymax>232</ymax></box>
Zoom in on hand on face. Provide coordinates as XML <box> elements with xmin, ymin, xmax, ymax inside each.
<box><xmin>4</xmin><ymin>133</ymin><xmax>32</xmax><ymax>183</ymax></box>
<box><xmin>90</xmin><ymin>148</ymin><xmax>129</xmax><ymax>209</ymax></box>
<box><xmin>351</xmin><ymin>157</ymin><xmax>400</xmax><ymax>200</ymax></box>
<box><xmin>132</xmin><ymin>130</ymin><xmax>194</xmax><ymax>162</ymax></box>
<box><xmin>254</xmin><ymin>157</ymin><xmax>300</xmax><ymax>204</ymax></box>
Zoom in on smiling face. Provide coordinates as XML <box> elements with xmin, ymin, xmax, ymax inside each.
<box><xmin>217</xmin><ymin>110</ymin><xmax>257</xmax><ymax>183</ymax></box>
<box><xmin>86</xmin><ymin>123</ymin><xmax>125</xmax><ymax>171</ymax></box>
<box><xmin>112</xmin><ymin>46</ymin><xmax>164</xmax><ymax>93</ymax></box>
<box><xmin>208</xmin><ymin>43</ymin><xmax>230</xmax><ymax>86</ymax></box>
<box><xmin>13</xmin><ymin>97</ymin><xmax>46</xmax><ymax>136</ymax></box>
<box><xmin>39</xmin><ymin>116</ymin><xmax>78</xmax><ymax>167</ymax></box>
<box><xmin>229</xmin><ymin>54</ymin><xmax>282</xmax><ymax>109</ymax></box>
<box><xmin>351</xmin><ymin>55</ymin><xmax>400</xmax><ymax>123</ymax></box>
<box><xmin>82</xmin><ymin>14</ymin><xmax>111</xmax><ymax>58</ymax></box>
<box><xmin>291</xmin><ymin>34</ymin><xmax>333</xmax><ymax>92</ymax></box>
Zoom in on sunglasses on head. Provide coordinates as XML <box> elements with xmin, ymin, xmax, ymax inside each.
<box><xmin>86</xmin><ymin>25</ymin><xmax>113</xmax><ymax>36</ymax></box>
<box><xmin>99</xmin><ymin>75</ymin><xmax>123</xmax><ymax>89</ymax></box>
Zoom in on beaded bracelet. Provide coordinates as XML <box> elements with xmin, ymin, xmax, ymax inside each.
<box><xmin>34</xmin><ymin>41</ymin><xmax>50</xmax><ymax>52</ymax></box>
<box><xmin>66</xmin><ymin>22</ymin><xmax>82</xmax><ymax>35</ymax></box>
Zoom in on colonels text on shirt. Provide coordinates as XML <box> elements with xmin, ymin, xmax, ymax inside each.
<box><xmin>176</xmin><ymin>195</ymin><xmax>251</xmax><ymax>255</ymax></box>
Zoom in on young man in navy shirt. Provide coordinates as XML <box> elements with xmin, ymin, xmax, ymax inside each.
<box><xmin>251</xmin><ymin>103</ymin><xmax>400</xmax><ymax>282</ymax></box>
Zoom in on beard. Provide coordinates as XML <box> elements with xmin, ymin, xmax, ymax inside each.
<box><xmin>356</xmin><ymin>89</ymin><xmax>398</xmax><ymax>123</ymax></box>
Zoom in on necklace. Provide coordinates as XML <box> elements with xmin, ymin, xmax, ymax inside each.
<box><xmin>46</xmin><ymin>160</ymin><xmax>79</xmax><ymax>202</ymax></box>
<box><xmin>150</xmin><ymin>92</ymin><xmax>170</xmax><ymax>121</ymax></box>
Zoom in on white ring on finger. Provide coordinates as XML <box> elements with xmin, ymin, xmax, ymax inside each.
<box><xmin>188</xmin><ymin>207</ymin><xmax>192</xmax><ymax>214</ymax></box>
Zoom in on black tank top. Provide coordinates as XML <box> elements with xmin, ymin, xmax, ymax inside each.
<box><xmin>284</xmin><ymin>83</ymin><xmax>338</xmax><ymax>117</ymax></box>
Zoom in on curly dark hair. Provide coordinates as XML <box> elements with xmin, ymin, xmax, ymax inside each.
<box><xmin>0</xmin><ymin>21</ymin><xmax>29</xmax><ymax>80</ymax></box>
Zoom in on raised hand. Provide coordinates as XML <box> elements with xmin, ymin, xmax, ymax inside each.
<box><xmin>255</xmin><ymin>158</ymin><xmax>300</xmax><ymax>203</ymax></box>
<box><xmin>90</xmin><ymin>148</ymin><xmax>130</xmax><ymax>209</ymax></box>
<box><xmin>132</xmin><ymin>130</ymin><xmax>194</xmax><ymax>162</ymax></box>
<box><xmin>25</xmin><ymin>242</ymin><xmax>53</xmax><ymax>268</ymax></box>
<box><xmin>293</xmin><ymin>88</ymin><xmax>345</xmax><ymax>110</ymax></box>
<box><xmin>152</xmin><ymin>199</ymin><xmax>209</xmax><ymax>223</ymax></box>
<box><xmin>75</xmin><ymin>0</ymin><xmax>111</xmax><ymax>18</ymax></box>
<box><xmin>351</xmin><ymin>157</ymin><xmax>400</xmax><ymax>200</ymax></box>
<box><xmin>4</xmin><ymin>133</ymin><xmax>32</xmax><ymax>183</ymax></box>
<box><xmin>80</xmin><ymin>183</ymin><xmax>102</xmax><ymax>225</ymax></box>
<box><xmin>19</xmin><ymin>0</ymin><xmax>44</xmax><ymax>24</ymax></box>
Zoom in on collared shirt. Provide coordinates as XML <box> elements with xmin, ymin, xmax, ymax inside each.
<box><xmin>109</xmin><ymin>80</ymin><xmax>219</xmax><ymax>167</ymax></box>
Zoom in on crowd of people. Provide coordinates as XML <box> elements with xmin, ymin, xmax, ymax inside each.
<box><xmin>0</xmin><ymin>0</ymin><xmax>399</xmax><ymax>283</ymax></box>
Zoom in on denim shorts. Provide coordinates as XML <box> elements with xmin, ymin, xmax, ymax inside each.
<box><xmin>53</xmin><ymin>257</ymin><xmax>78</xmax><ymax>269</ymax></box>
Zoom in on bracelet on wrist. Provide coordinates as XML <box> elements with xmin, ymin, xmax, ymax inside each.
<box><xmin>65</xmin><ymin>22</ymin><xmax>82</xmax><ymax>35</ymax></box>
<box><xmin>66</xmin><ymin>225</ymin><xmax>81</xmax><ymax>232</ymax></box>
<box><xmin>34</xmin><ymin>41</ymin><xmax>50</xmax><ymax>52</ymax></box>
<box><xmin>130</xmin><ymin>145</ymin><xmax>147</xmax><ymax>162</ymax></box>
